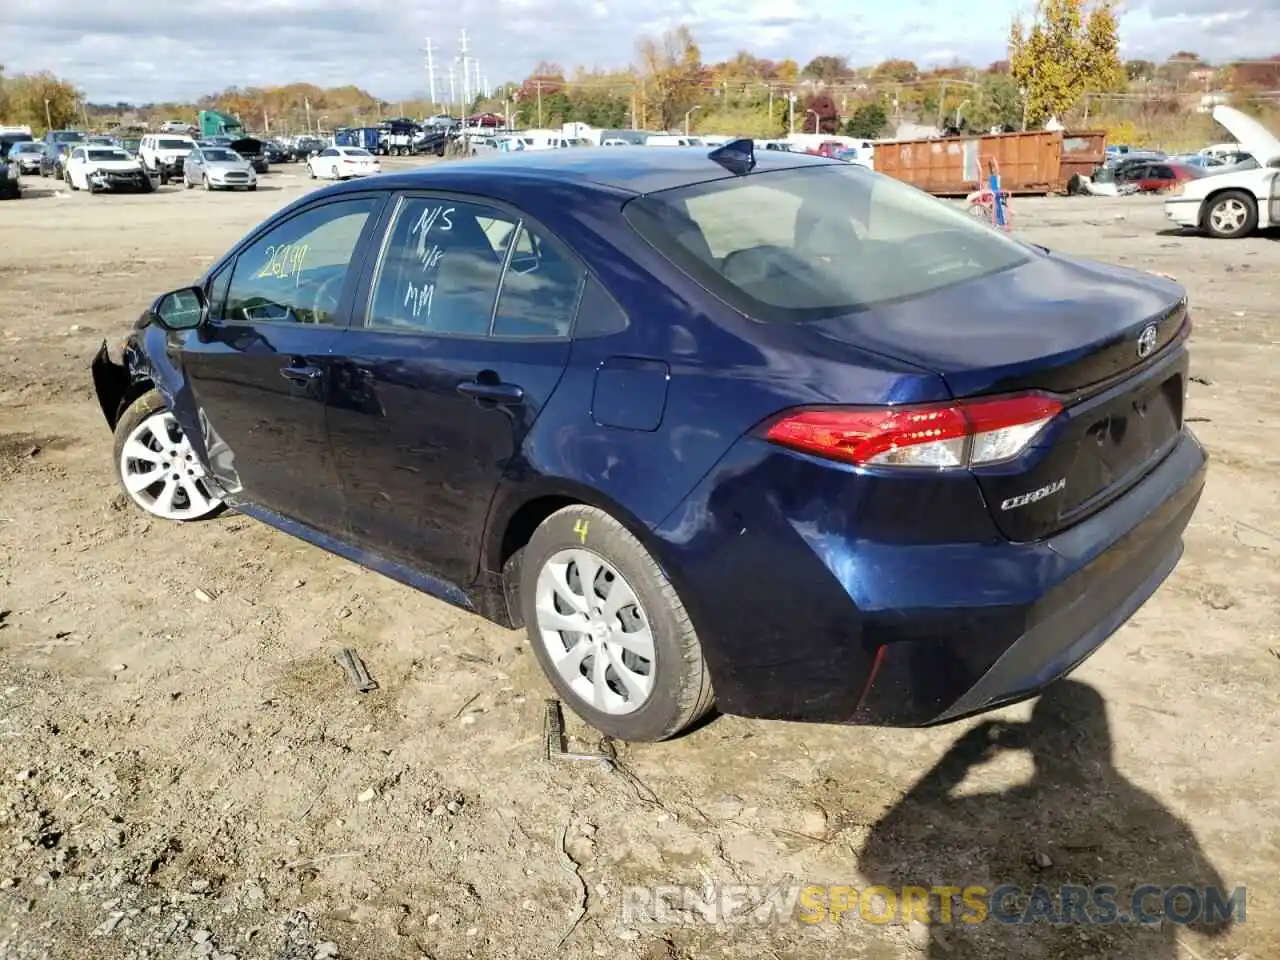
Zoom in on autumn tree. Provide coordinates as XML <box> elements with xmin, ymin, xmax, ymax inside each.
<box><xmin>800</xmin><ymin>92</ymin><xmax>839</xmax><ymax>133</ymax></box>
<box><xmin>1009</xmin><ymin>0</ymin><xmax>1121</xmax><ymax>127</ymax></box>
<box><xmin>969</xmin><ymin>72</ymin><xmax>1024</xmax><ymax>131</ymax></box>
<box><xmin>844</xmin><ymin>102</ymin><xmax>887</xmax><ymax>138</ymax></box>
<box><xmin>637</xmin><ymin>27</ymin><xmax>706</xmax><ymax>129</ymax></box>
<box><xmin>872</xmin><ymin>59</ymin><xmax>919</xmax><ymax>83</ymax></box>
<box><xmin>1</xmin><ymin>70</ymin><xmax>81</xmax><ymax>131</ymax></box>
<box><xmin>514</xmin><ymin>62</ymin><xmax>567</xmax><ymax>127</ymax></box>
<box><xmin>1082</xmin><ymin>1</ymin><xmax>1125</xmax><ymax>92</ymax></box>
<box><xmin>803</xmin><ymin>55</ymin><xmax>849</xmax><ymax>83</ymax></box>
<box><xmin>1125</xmin><ymin>59</ymin><xmax>1156</xmax><ymax>81</ymax></box>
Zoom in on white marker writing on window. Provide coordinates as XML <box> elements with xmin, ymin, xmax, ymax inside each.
<box><xmin>404</xmin><ymin>281</ymin><xmax>434</xmax><ymax>319</ymax></box>
<box><xmin>411</xmin><ymin>205</ymin><xmax>454</xmax><ymax>271</ymax></box>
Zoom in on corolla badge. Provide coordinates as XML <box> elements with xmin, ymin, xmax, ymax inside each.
<box><xmin>1136</xmin><ymin>323</ymin><xmax>1158</xmax><ymax>359</ymax></box>
<box><xmin>1001</xmin><ymin>478</ymin><xmax>1066</xmax><ymax>511</ymax></box>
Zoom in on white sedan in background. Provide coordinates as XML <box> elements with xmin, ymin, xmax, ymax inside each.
<box><xmin>306</xmin><ymin>146</ymin><xmax>381</xmax><ymax>180</ymax></box>
<box><xmin>64</xmin><ymin>146</ymin><xmax>153</xmax><ymax>193</ymax></box>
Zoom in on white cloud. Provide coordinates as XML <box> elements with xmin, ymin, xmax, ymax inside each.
<box><xmin>0</xmin><ymin>0</ymin><xmax>1270</xmax><ymax>103</ymax></box>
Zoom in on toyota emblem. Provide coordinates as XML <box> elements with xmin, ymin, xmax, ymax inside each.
<box><xmin>1136</xmin><ymin>323</ymin><xmax>1158</xmax><ymax>359</ymax></box>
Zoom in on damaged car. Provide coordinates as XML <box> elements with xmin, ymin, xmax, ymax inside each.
<box><xmin>1165</xmin><ymin>105</ymin><xmax>1280</xmax><ymax>239</ymax></box>
<box><xmin>64</xmin><ymin>145</ymin><xmax>154</xmax><ymax>194</ymax></box>
<box><xmin>91</xmin><ymin>142</ymin><xmax>1207</xmax><ymax>742</ymax></box>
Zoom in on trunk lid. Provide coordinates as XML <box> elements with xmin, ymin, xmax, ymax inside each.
<box><xmin>809</xmin><ymin>252</ymin><xmax>1190</xmax><ymax>541</ymax></box>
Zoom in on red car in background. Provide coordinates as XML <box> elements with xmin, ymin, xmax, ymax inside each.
<box><xmin>1124</xmin><ymin>160</ymin><xmax>1206</xmax><ymax>193</ymax></box>
<box><xmin>807</xmin><ymin>140</ymin><xmax>846</xmax><ymax>157</ymax></box>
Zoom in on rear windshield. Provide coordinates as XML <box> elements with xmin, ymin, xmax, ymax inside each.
<box><xmin>623</xmin><ymin>164</ymin><xmax>1032</xmax><ymax>322</ymax></box>
<box><xmin>343</xmin><ymin>148</ymin><xmax>372</xmax><ymax>157</ymax></box>
<box><xmin>159</xmin><ymin>139</ymin><xmax>192</xmax><ymax>150</ymax></box>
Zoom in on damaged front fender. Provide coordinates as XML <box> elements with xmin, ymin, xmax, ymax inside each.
<box><xmin>90</xmin><ymin>336</ymin><xmax>154</xmax><ymax>430</ymax></box>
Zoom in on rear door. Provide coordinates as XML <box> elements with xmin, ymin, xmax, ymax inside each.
<box><xmin>174</xmin><ymin>193</ymin><xmax>386</xmax><ymax>537</ymax></box>
<box><xmin>325</xmin><ymin>192</ymin><xmax>583</xmax><ymax>587</ymax></box>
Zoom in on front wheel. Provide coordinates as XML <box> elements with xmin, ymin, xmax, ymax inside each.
<box><xmin>1203</xmin><ymin>190</ymin><xmax>1257</xmax><ymax>239</ymax></box>
<box><xmin>202</xmin><ymin>175</ymin><xmax>211</xmax><ymax>192</ymax></box>
<box><xmin>307</xmin><ymin>164</ymin><xmax>316</xmax><ymax>179</ymax></box>
<box><xmin>112</xmin><ymin>390</ymin><xmax>224</xmax><ymax>522</ymax></box>
<box><xmin>520</xmin><ymin>505</ymin><xmax>715</xmax><ymax>742</ymax></box>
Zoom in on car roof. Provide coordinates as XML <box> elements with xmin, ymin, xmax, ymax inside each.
<box><xmin>328</xmin><ymin>145</ymin><xmax>841</xmax><ymax>197</ymax></box>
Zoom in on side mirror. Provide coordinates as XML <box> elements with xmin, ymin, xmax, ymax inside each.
<box><xmin>150</xmin><ymin>286</ymin><xmax>206</xmax><ymax>331</ymax></box>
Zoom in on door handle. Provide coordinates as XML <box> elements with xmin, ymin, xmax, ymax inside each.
<box><xmin>280</xmin><ymin>364</ymin><xmax>323</xmax><ymax>383</ymax></box>
<box><xmin>457</xmin><ymin>379</ymin><xmax>525</xmax><ymax>405</ymax></box>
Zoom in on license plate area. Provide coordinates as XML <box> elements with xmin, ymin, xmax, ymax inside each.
<box><xmin>1062</xmin><ymin>373</ymin><xmax>1182</xmax><ymax>515</ymax></box>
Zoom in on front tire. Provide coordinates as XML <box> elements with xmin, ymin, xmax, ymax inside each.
<box><xmin>1203</xmin><ymin>190</ymin><xmax>1257</xmax><ymax>239</ymax></box>
<box><xmin>112</xmin><ymin>390</ymin><xmax>224</xmax><ymax>522</ymax></box>
<box><xmin>520</xmin><ymin>505</ymin><xmax>714</xmax><ymax>742</ymax></box>
<box><xmin>202</xmin><ymin>175</ymin><xmax>211</xmax><ymax>192</ymax></box>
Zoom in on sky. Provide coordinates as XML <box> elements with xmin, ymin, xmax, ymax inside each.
<box><xmin>0</xmin><ymin>0</ymin><xmax>1276</xmax><ymax>104</ymax></box>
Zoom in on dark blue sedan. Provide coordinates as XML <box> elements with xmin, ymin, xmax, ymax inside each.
<box><xmin>90</xmin><ymin>141</ymin><xmax>1207</xmax><ymax>742</ymax></box>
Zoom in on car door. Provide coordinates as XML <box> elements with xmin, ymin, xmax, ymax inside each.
<box><xmin>320</xmin><ymin>148</ymin><xmax>339</xmax><ymax>178</ymax></box>
<box><xmin>324</xmin><ymin>192</ymin><xmax>583</xmax><ymax>588</ymax></box>
<box><xmin>65</xmin><ymin>148</ymin><xmax>83</xmax><ymax>186</ymax></box>
<box><xmin>186</xmin><ymin>148</ymin><xmax>203</xmax><ymax>182</ymax></box>
<box><xmin>171</xmin><ymin>192</ymin><xmax>387</xmax><ymax>537</ymax></box>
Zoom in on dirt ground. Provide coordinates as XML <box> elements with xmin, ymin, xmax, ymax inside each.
<box><xmin>0</xmin><ymin>162</ymin><xmax>1277</xmax><ymax>960</ymax></box>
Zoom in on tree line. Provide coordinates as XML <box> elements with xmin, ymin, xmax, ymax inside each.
<box><xmin>5</xmin><ymin>0</ymin><xmax>1279</xmax><ymax>140</ymax></box>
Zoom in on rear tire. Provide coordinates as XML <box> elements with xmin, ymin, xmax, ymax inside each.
<box><xmin>520</xmin><ymin>505</ymin><xmax>715</xmax><ymax>742</ymax></box>
<box><xmin>1202</xmin><ymin>190</ymin><xmax>1257</xmax><ymax>239</ymax></box>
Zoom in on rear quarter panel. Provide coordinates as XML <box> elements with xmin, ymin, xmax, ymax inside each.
<box><xmin>488</xmin><ymin>188</ymin><xmax>950</xmax><ymax>565</ymax></box>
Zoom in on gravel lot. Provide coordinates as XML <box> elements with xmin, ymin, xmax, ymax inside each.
<box><xmin>0</xmin><ymin>161</ymin><xmax>1277</xmax><ymax>960</ymax></box>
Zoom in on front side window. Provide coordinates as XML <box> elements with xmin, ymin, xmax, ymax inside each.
<box><xmin>624</xmin><ymin>164</ymin><xmax>1033</xmax><ymax>322</ymax></box>
<box><xmin>223</xmin><ymin>197</ymin><xmax>378</xmax><ymax>325</ymax></box>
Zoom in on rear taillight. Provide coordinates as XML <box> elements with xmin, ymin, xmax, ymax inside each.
<box><xmin>761</xmin><ymin>394</ymin><xmax>1063</xmax><ymax>469</ymax></box>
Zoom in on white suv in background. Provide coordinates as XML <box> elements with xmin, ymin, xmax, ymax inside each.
<box><xmin>139</xmin><ymin>133</ymin><xmax>196</xmax><ymax>184</ymax></box>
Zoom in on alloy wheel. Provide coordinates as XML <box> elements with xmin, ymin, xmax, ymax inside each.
<box><xmin>118</xmin><ymin>410</ymin><xmax>221</xmax><ymax>520</ymax></box>
<box><xmin>1210</xmin><ymin>198</ymin><xmax>1247</xmax><ymax>234</ymax></box>
<box><xmin>533</xmin><ymin>548</ymin><xmax>655</xmax><ymax>715</ymax></box>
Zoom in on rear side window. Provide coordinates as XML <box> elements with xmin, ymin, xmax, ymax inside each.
<box><xmin>366</xmin><ymin>197</ymin><xmax>509</xmax><ymax>336</ymax></box>
<box><xmin>624</xmin><ymin>164</ymin><xmax>1032</xmax><ymax>322</ymax></box>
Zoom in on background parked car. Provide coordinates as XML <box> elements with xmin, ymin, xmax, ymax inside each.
<box><xmin>182</xmin><ymin>145</ymin><xmax>258</xmax><ymax>191</ymax></box>
<box><xmin>6</xmin><ymin>140</ymin><xmax>43</xmax><ymax>175</ymax></box>
<box><xmin>39</xmin><ymin>143</ymin><xmax>71</xmax><ymax>179</ymax></box>
<box><xmin>305</xmin><ymin>146</ymin><xmax>380</xmax><ymax>179</ymax></box>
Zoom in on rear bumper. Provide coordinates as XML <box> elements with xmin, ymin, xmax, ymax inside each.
<box><xmin>652</xmin><ymin>429</ymin><xmax>1207</xmax><ymax>727</ymax></box>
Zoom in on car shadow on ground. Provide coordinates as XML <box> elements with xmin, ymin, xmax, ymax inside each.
<box><xmin>857</xmin><ymin>680</ymin><xmax>1235</xmax><ymax>959</ymax></box>
<box><xmin>1156</xmin><ymin>226</ymin><xmax>1280</xmax><ymax>241</ymax></box>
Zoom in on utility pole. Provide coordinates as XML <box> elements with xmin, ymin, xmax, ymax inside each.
<box><xmin>424</xmin><ymin>37</ymin><xmax>437</xmax><ymax>109</ymax></box>
<box><xmin>788</xmin><ymin>91</ymin><xmax>796</xmax><ymax>135</ymax></box>
<box><xmin>459</xmin><ymin>28</ymin><xmax>471</xmax><ymax>112</ymax></box>
<box><xmin>448</xmin><ymin>64</ymin><xmax>457</xmax><ymax>117</ymax></box>
<box><xmin>473</xmin><ymin>60</ymin><xmax>482</xmax><ymax>102</ymax></box>
<box><xmin>304</xmin><ymin>98</ymin><xmax>312</xmax><ymax>133</ymax></box>
<box><xmin>536</xmin><ymin>79</ymin><xmax>543</xmax><ymax>127</ymax></box>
